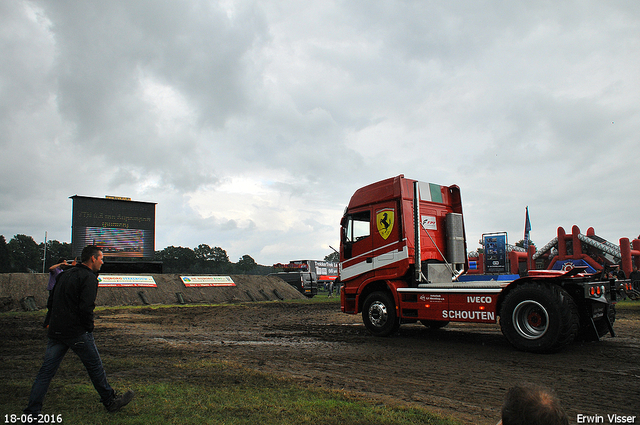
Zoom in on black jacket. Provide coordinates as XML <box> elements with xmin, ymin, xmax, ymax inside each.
<box><xmin>44</xmin><ymin>264</ymin><xmax>99</xmax><ymax>339</ymax></box>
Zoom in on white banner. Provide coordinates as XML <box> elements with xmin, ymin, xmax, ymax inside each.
<box><xmin>180</xmin><ymin>276</ymin><xmax>236</xmax><ymax>287</ymax></box>
<box><xmin>98</xmin><ymin>275</ymin><xmax>157</xmax><ymax>287</ymax></box>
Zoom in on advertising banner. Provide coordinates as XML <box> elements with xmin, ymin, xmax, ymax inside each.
<box><xmin>483</xmin><ymin>233</ymin><xmax>507</xmax><ymax>273</ymax></box>
<box><xmin>98</xmin><ymin>275</ymin><xmax>157</xmax><ymax>287</ymax></box>
<box><xmin>180</xmin><ymin>276</ymin><xmax>236</xmax><ymax>287</ymax></box>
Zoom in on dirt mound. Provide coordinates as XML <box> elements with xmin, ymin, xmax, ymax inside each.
<box><xmin>0</xmin><ymin>273</ymin><xmax>305</xmax><ymax>311</ymax></box>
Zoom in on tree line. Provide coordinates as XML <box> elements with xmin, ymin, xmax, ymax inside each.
<box><xmin>0</xmin><ymin>233</ymin><xmax>534</xmax><ymax>275</ymax></box>
<box><xmin>0</xmin><ymin>234</ymin><xmax>272</xmax><ymax>275</ymax></box>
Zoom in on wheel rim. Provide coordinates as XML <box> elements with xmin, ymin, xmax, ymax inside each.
<box><xmin>512</xmin><ymin>300</ymin><xmax>549</xmax><ymax>340</ymax></box>
<box><xmin>368</xmin><ymin>301</ymin><xmax>389</xmax><ymax>328</ymax></box>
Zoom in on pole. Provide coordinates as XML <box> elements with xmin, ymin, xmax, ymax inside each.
<box><xmin>42</xmin><ymin>231</ymin><xmax>47</xmax><ymax>273</ymax></box>
<box><xmin>414</xmin><ymin>182</ymin><xmax>422</xmax><ymax>283</ymax></box>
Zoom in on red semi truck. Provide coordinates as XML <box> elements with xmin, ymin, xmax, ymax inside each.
<box><xmin>338</xmin><ymin>175</ymin><xmax>628</xmax><ymax>353</ymax></box>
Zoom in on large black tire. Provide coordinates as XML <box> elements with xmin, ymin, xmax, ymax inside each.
<box><xmin>362</xmin><ymin>291</ymin><xmax>400</xmax><ymax>337</ymax></box>
<box><xmin>500</xmin><ymin>282</ymin><xmax>579</xmax><ymax>353</ymax></box>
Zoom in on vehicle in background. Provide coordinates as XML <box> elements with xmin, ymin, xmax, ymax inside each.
<box><xmin>271</xmin><ymin>260</ymin><xmax>337</xmax><ymax>298</ymax></box>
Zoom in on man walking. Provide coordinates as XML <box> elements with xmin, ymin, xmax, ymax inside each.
<box><xmin>24</xmin><ymin>245</ymin><xmax>134</xmax><ymax>415</ymax></box>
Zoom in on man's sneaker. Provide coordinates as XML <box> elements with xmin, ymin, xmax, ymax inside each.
<box><xmin>106</xmin><ymin>390</ymin><xmax>134</xmax><ymax>413</ymax></box>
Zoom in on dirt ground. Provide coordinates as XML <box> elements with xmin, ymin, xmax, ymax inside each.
<box><xmin>4</xmin><ymin>300</ymin><xmax>639</xmax><ymax>424</ymax></box>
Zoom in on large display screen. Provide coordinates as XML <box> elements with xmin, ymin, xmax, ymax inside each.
<box><xmin>71</xmin><ymin>196</ymin><xmax>156</xmax><ymax>259</ymax></box>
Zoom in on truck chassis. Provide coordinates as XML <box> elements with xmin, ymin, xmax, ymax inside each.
<box><xmin>347</xmin><ymin>268</ymin><xmax>620</xmax><ymax>353</ymax></box>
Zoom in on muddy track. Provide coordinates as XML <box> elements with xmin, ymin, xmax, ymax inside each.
<box><xmin>5</xmin><ymin>302</ymin><xmax>640</xmax><ymax>424</ymax></box>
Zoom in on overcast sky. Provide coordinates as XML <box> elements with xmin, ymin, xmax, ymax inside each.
<box><xmin>1</xmin><ymin>0</ymin><xmax>639</xmax><ymax>266</ymax></box>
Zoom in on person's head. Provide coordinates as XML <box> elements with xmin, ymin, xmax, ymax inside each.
<box><xmin>81</xmin><ymin>245</ymin><xmax>104</xmax><ymax>272</ymax></box>
<box><xmin>500</xmin><ymin>383</ymin><xmax>568</xmax><ymax>425</ymax></box>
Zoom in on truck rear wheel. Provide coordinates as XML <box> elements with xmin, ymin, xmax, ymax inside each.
<box><xmin>362</xmin><ymin>291</ymin><xmax>400</xmax><ymax>337</ymax></box>
<box><xmin>500</xmin><ymin>282</ymin><xmax>579</xmax><ymax>353</ymax></box>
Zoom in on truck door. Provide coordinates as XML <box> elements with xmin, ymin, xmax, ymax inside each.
<box><xmin>340</xmin><ymin>209</ymin><xmax>373</xmax><ymax>280</ymax></box>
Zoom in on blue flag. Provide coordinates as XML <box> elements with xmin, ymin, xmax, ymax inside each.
<box><xmin>524</xmin><ymin>207</ymin><xmax>531</xmax><ymax>249</ymax></box>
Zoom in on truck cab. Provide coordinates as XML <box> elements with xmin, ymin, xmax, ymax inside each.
<box><xmin>340</xmin><ymin>175</ymin><xmax>466</xmax><ymax>312</ymax></box>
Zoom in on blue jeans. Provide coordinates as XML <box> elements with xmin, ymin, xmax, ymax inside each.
<box><xmin>24</xmin><ymin>332</ymin><xmax>115</xmax><ymax>413</ymax></box>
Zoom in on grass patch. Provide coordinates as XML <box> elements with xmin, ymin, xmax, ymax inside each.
<box><xmin>0</xmin><ymin>299</ymin><xmax>455</xmax><ymax>424</ymax></box>
<box><xmin>2</xmin><ymin>356</ymin><xmax>459</xmax><ymax>425</ymax></box>
<box><xmin>616</xmin><ymin>298</ymin><xmax>640</xmax><ymax>311</ymax></box>
<box><xmin>283</xmin><ymin>294</ymin><xmax>341</xmax><ymax>304</ymax></box>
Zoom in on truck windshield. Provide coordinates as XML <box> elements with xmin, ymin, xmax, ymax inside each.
<box><xmin>345</xmin><ymin>211</ymin><xmax>370</xmax><ymax>243</ymax></box>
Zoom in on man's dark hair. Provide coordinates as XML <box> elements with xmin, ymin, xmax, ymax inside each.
<box><xmin>501</xmin><ymin>383</ymin><xmax>568</xmax><ymax>425</ymax></box>
<box><xmin>81</xmin><ymin>245</ymin><xmax>103</xmax><ymax>264</ymax></box>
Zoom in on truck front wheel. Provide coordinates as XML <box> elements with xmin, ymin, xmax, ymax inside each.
<box><xmin>362</xmin><ymin>291</ymin><xmax>400</xmax><ymax>337</ymax></box>
<box><xmin>500</xmin><ymin>282</ymin><xmax>579</xmax><ymax>353</ymax></box>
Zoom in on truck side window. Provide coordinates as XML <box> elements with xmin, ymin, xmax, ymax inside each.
<box><xmin>346</xmin><ymin>211</ymin><xmax>371</xmax><ymax>243</ymax></box>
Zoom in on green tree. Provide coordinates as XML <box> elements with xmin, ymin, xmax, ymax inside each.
<box><xmin>209</xmin><ymin>247</ymin><xmax>231</xmax><ymax>273</ymax></box>
<box><xmin>194</xmin><ymin>244</ymin><xmax>231</xmax><ymax>273</ymax></box>
<box><xmin>236</xmin><ymin>254</ymin><xmax>257</xmax><ymax>274</ymax></box>
<box><xmin>210</xmin><ymin>247</ymin><xmax>230</xmax><ymax>264</ymax></box>
<box><xmin>324</xmin><ymin>251</ymin><xmax>339</xmax><ymax>262</ymax></box>
<box><xmin>0</xmin><ymin>235</ymin><xmax>11</xmax><ymax>273</ymax></box>
<box><xmin>515</xmin><ymin>239</ymin><xmax>536</xmax><ymax>250</ymax></box>
<box><xmin>194</xmin><ymin>244</ymin><xmax>213</xmax><ymax>262</ymax></box>
<box><xmin>154</xmin><ymin>246</ymin><xmax>196</xmax><ymax>273</ymax></box>
<box><xmin>194</xmin><ymin>244</ymin><xmax>214</xmax><ymax>271</ymax></box>
<box><xmin>8</xmin><ymin>234</ymin><xmax>41</xmax><ymax>272</ymax></box>
<box><xmin>43</xmin><ymin>240</ymin><xmax>73</xmax><ymax>269</ymax></box>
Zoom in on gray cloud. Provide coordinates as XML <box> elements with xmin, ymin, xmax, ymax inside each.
<box><xmin>1</xmin><ymin>0</ymin><xmax>638</xmax><ymax>264</ymax></box>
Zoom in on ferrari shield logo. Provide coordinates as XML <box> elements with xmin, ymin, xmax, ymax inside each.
<box><xmin>376</xmin><ymin>208</ymin><xmax>394</xmax><ymax>240</ymax></box>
